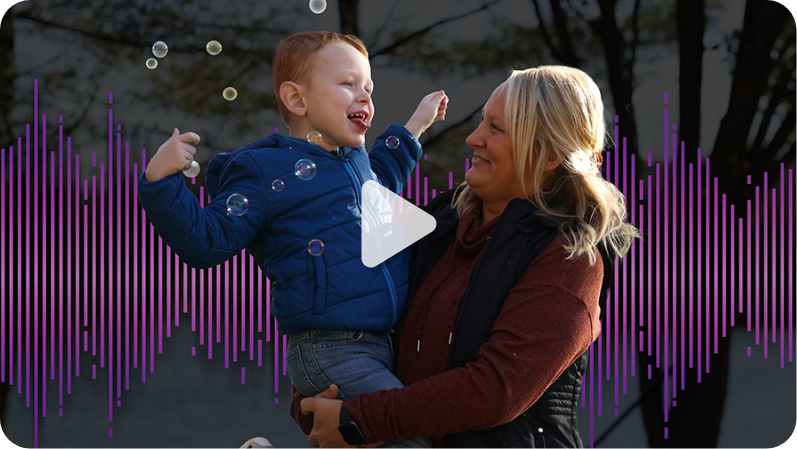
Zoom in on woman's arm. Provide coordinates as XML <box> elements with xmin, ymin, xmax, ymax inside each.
<box><xmin>341</xmin><ymin>242</ymin><xmax>603</xmax><ymax>443</ymax></box>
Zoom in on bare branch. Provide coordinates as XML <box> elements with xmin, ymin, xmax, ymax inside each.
<box><xmin>529</xmin><ymin>0</ymin><xmax>562</xmax><ymax>62</ymax></box>
<box><xmin>371</xmin><ymin>0</ymin><xmax>404</xmax><ymax>49</ymax></box>
<box><xmin>751</xmin><ymin>69</ymin><xmax>793</xmax><ymax>152</ymax></box>
<box><xmin>763</xmin><ymin>107</ymin><xmax>795</xmax><ymax>161</ymax></box>
<box><xmin>629</xmin><ymin>0</ymin><xmax>641</xmax><ymax>72</ymax></box>
<box><xmin>15</xmin><ymin>11</ymin><xmax>145</xmax><ymax>48</ymax></box>
<box><xmin>781</xmin><ymin>143</ymin><xmax>795</xmax><ymax>169</ymax></box>
<box><xmin>370</xmin><ymin>0</ymin><xmax>508</xmax><ymax>59</ymax></box>
<box><xmin>420</xmin><ymin>102</ymin><xmax>483</xmax><ymax>149</ymax></box>
<box><xmin>548</xmin><ymin>0</ymin><xmax>581</xmax><ymax>66</ymax></box>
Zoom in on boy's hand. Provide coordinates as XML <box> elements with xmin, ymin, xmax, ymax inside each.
<box><xmin>404</xmin><ymin>90</ymin><xmax>448</xmax><ymax>139</ymax></box>
<box><xmin>145</xmin><ymin>128</ymin><xmax>201</xmax><ymax>182</ymax></box>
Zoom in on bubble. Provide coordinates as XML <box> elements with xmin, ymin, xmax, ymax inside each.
<box><xmin>271</xmin><ymin>179</ymin><xmax>285</xmax><ymax>192</ymax></box>
<box><xmin>308</xmin><ymin>0</ymin><xmax>327</xmax><ymax>14</ymax></box>
<box><xmin>206</xmin><ymin>40</ymin><xmax>222</xmax><ymax>56</ymax></box>
<box><xmin>385</xmin><ymin>135</ymin><xmax>400</xmax><ymax>149</ymax></box>
<box><xmin>152</xmin><ymin>41</ymin><xmax>168</xmax><ymax>58</ymax></box>
<box><xmin>294</xmin><ymin>159</ymin><xmax>317</xmax><ymax>181</ymax></box>
<box><xmin>307</xmin><ymin>239</ymin><xmax>325</xmax><ymax>256</ymax></box>
<box><xmin>223</xmin><ymin>87</ymin><xmax>238</xmax><ymax>101</ymax></box>
<box><xmin>182</xmin><ymin>160</ymin><xmax>200</xmax><ymax>178</ymax></box>
<box><xmin>146</xmin><ymin>58</ymin><xmax>158</xmax><ymax>69</ymax></box>
<box><xmin>226</xmin><ymin>193</ymin><xmax>249</xmax><ymax>216</ymax></box>
<box><xmin>306</xmin><ymin>131</ymin><xmax>323</xmax><ymax>145</ymax></box>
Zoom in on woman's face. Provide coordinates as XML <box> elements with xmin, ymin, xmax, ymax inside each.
<box><xmin>465</xmin><ymin>82</ymin><xmax>526</xmax><ymax>205</ymax></box>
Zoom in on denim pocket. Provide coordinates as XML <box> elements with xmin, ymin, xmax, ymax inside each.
<box><xmin>286</xmin><ymin>343</ymin><xmax>324</xmax><ymax>397</ymax></box>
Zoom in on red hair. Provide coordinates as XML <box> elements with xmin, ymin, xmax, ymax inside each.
<box><xmin>273</xmin><ymin>31</ymin><xmax>368</xmax><ymax>123</ymax></box>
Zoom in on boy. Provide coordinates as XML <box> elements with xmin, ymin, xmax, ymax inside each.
<box><xmin>138</xmin><ymin>31</ymin><xmax>445</xmax><ymax>447</ymax></box>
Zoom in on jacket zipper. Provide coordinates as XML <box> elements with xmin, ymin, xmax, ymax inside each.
<box><xmin>338</xmin><ymin>151</ymin><xmax>399</xmax><ymax>323</ymax></box>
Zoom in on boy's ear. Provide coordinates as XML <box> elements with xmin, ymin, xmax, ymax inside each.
<box><xmin>279</xmin><ymin>81</ymin><xmax>307</xmax><ymax>117</ymax></box>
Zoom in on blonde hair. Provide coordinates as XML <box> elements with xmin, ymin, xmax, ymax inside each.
<box><xmin>455</xmin><ymin>66</ymin><xmax>639</xmax><ymax>264</ymax></box>
<box><xmin>273</xmin><ymin>31</ymin><xmax>368</xmax><ymax>123</ymax></box>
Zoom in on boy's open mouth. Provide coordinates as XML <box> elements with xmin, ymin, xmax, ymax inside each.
<box><xmin>347</xmin><ymin>112</ymin><xmax>371</xmax><ymax>130</ymax></box>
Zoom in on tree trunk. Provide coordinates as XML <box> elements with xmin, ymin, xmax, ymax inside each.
<box><xmin>594</xmin><ymin>0</ymin><xmax>639</xmax><ymax>158</ymax></box>
<box><xmin>676</xmin><ymin>0</ymin><xmax>705</xmax><ymax>155</ymax></box>
<box><xmin>0</xmin><ymin>3</ymin><xmax>15</xmax><ymax>428</ymax></box>
<box><xmin>338</xmin><ymin>0</ymin><xmax>361</xmax><ymax>37</ymax></box>
<box><xmin>711</xmin><ymin>0</ymin><xmax>788</xmax><ymax>201</ymax></box>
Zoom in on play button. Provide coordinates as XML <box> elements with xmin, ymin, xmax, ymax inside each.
<box><xmin>361</xmin><ymin>180</ymin><xmax>437</xmax><ymax>268</ymax></box>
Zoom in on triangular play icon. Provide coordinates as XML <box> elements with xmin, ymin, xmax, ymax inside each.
<box><xmin>361</xmin><ymin>180</ymin><xmax>437</xmax><ymax>268</ymax></box>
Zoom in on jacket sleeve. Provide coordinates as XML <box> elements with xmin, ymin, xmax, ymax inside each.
<box><xmin>368</xmin><ymin>124</ymin><xmax>422</xmax><ymax>194</ymax></box>
<box><xmin>343</xmin><ymin>243</ymin><xmax>603</xmax><ymax>443</ymax></box>
<box><xmin>136</xmin><ymin>152</ymin><xmax>269</xmax><ymax>269</ymax></box>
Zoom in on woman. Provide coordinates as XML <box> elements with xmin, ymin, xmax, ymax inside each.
<box><xmin>293</xmin><ymin>66</ymin><xmax>638</xmax><ymax>448</ymax></box>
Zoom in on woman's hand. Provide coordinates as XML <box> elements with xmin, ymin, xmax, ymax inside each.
<box><xmin>301</xmin><ymin>385</ymin><xmax>384</xmax><ymax>447</ymax></box>
<box><xmin>301</xmin><ymin>385</ymin><xmax>352</xmax><ymax>448</ymax></box>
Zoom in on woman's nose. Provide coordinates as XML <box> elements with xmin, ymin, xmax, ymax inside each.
<box><xmin>466</xmin><ymin>128</ymin><xmax>483</xmax><ymax>149</ymax></box>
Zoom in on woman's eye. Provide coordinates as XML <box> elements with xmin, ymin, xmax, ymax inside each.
<box><xmin>492</xmin><ymin>124</ymin><xmax>502</xmax><ymax>132</ymax></box>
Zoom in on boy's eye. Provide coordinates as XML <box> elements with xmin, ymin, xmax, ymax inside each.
<box><xmin>343</xmin><ymin>81</ymin><xmax>354</xmax><ymax>86</ymax></box>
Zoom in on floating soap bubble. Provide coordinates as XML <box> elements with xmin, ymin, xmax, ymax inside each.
<box><xmin>307</xmin><ymin>239</ymin><xmax>325</xmax><ymax>256</ymax></box>
<box><xmin>385</xmin><ymin>135</ymin><xmax>400</xmax><ymax>149</ymax></box>
<box><xmin>146</xmin><ymin>58</ymin><xmax>158</xmax><ymax>69</ymax></box>
<box><xmin>271</xmin><ymin>179</ymin><xmax>285</xmax><ymax>192</ymax></box>
<box><xmin>309</xmin><ymin>0</ymin><xmax>327</xmax><ymax>14</ymax></box>
<box><xmin>226</xmin><ymin>193</ymin><xmax>249</xmax><ymax>216</ymax></box>
<box><xmin>152</xmin><ymin>41</ymin><xmax>168</xmax><ymax>58</ymax></box>
<box><xmin>182</xmin><ymin>160</ymin><xmax>200</xmax><ymax>178</ymax></box>
<box><xmin>306</xmin><ymin>131</ymin><xmax>323</xmax><ymax>145</ymax></box>
<box><xmin>206</xmin><ymin>40</ymin><xmax>222</xmax><ymax>56</ymax></box>
<box><xmin>223</xmin><ymin>87</ymin><xmax>238</xmax><ymax>101</ymax></box>
<box><xmin>294</xmin><ymin>159</ymin><xmax>317</xmax><ymax>181</ymax></box>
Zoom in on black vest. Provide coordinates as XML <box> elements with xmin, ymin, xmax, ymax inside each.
<box><xmin>404</xmin><ymin>190</ymin><xmax>613</xmax><ymax>448</ymax></box>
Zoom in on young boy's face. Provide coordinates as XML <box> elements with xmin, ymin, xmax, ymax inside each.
<box><xmin>301</xmin><ymin>42</ymin><xmax>375</xmax><ymax>151</ymax></box>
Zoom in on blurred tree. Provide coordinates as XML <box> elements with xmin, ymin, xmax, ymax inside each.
<box><xmin>0</xmin><ymin>0</ymin><xmax>14</xmax><ymax>429</ymax></box>
<box><xmin>339</xmin><ymin>0</ymin><xmax>361</xmax><ymax>36</ymax></box>
<box><xmin>712</xmin><ymin>0</ymin><xmax>794</xmax><ymax>200</ymax></box>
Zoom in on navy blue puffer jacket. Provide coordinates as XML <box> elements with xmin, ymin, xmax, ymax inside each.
<box><xmin>137</xmin><ymin>124</ymin><xmax>421</xmax><ymax>335</ymax></box>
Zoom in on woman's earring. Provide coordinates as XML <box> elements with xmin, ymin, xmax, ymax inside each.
<box><xmin>591</xmin><ymin>151</ymin><xmax>603</xmax><ymax>170</ymax></box>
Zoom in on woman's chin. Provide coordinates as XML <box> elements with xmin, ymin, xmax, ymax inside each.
<box><xmin>464</xmin><ymin>169</ymin><xmax>483</xmax><ymax>187</ymax></box>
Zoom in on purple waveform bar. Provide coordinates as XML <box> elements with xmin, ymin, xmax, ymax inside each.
<box><xmin>2</xmin><ymin>79</ymin><xmax>796</xmax><ymax>446</ymax></box>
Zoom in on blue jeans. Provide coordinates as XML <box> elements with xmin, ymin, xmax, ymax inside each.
<box><xmin>287</xmin><ymin>330</ymin><xmax>431</xmax><ymax>448</ymax></box>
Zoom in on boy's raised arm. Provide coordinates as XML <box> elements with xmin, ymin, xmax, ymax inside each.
<box><xmin>369</xmin><ymin>91</ymin><xmax>448</xmax><ymax>193</ymax></box>
<box><xmin>138</xmin><ymin>132</ymin><xmax>269</xmax><ymax>269</ymax></box>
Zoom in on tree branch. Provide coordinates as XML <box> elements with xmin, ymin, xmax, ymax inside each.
<box><xmin>419</xmin><ymin>102</ymin><xmax>483</xmax><ymax>149</ymax></box>
<box><xmin>370</xmin><ymin>0</ymin><xmax>403</xmax><ymax>49</ymax></box>
<box><xmin>629</xmin><ymin>0</ymin><xmax>641</xmax><ymax>72</ymax></box>
<box><xmin>549</xmin><ymin>0</ymin><xmax>581</xmax><ymax>66</ymax></box>
<box><xmin>370</xmin><ymin>0</ymin><xmax>508</xmax><ymax>59</ymax></box>
<box><xmin>762</xmin><ymin>107</ymin><xmax>795</xmax><ymax>162</ymax></box>
<box><xmin>529</xmin><ymin>0</ymin><xmax>563</xmax><ymax>62</ymax></box>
